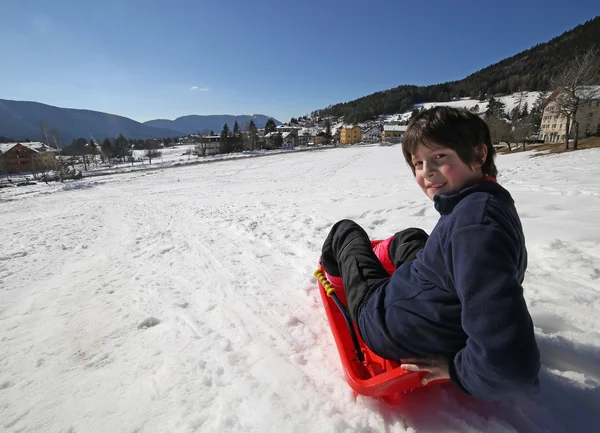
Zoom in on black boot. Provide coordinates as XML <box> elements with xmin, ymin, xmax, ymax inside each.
<box><xmin>321</xmin><ymin>219</ymin><xmax>389</xmax><ymax>322</ymax></box>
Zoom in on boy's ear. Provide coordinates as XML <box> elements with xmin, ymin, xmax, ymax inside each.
<box><xmin>475</xmin><ymin>144</ymin><xmax>488</xmax><ymax>168</ymax></box>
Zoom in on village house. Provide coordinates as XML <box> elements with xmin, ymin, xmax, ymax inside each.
<box><xmin>314</xmin><ymin>132</ymin><xmax>329</xmax><ymax>146</ymax></box>
<box><xmin>340</xmin><ymin>125</ymin><xmax>361</xmax><ymax>144</ymax></box>
<box><xmin>539</xmin><ymin>88</ymin><xmax>600</xmax><ymax>143</ymax></box>
<box><xmin>264</xmin><ymin>130</ymin><xmax>298</xmax><ymax>148</ymax></box>
<box><xmin>276</xmin><ymin>125</ymin><xmax>302</xmax><ymax>134</ymax></box>
<box><xmin>361</xmin><ymin>125</ymin><xmax>382</xmax><ymax>142</ymax></box>
<box><xmin>297</xmin><ymin>128</ymin><xmax>321</xmax><ymax>146</ymax></box>
<box><xmin>194</xmin><ymin>135</ymin><xmax>221</xmax><ymax>155</ymax></box>
<box><xmin>381</xmin><ymin>125</ymin><xmax>407</xmax><ymax>143</ymax></box>
<box><xmin>0</xmin><ymin>142</ymin><xmax>57</xmax><ymax>174</ymax></box>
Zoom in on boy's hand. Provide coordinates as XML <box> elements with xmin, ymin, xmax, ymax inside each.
<box><xmin>400</xmin><ymin>357</ymin><xmax>450</xmax><ymax>385</ymax></box>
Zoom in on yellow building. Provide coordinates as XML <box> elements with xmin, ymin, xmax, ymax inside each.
<box><xmin>340</xmin><ymin>125</ymin><xmax>361</xmax><ymax>144</ymax></box>
<box><xmin>539</xmin><ymin>88</ymin><xmax>600</xmax><ymax>143</ymax></box>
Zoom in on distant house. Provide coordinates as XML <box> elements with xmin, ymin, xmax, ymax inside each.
<box><xmin>276</xmin><ymin>125</ymin><xmax>302</xmax><ymax>133</ymax></box>
<box><xmin>264</xmin><ymin>130</ymin><xmax>298</xmax><ymax>148</ymax></box>
<box><xmin>539</xmin><ymin>88</ymin><xmax>600</xmax><ymax>143</ymax></box>
<box><xmin>340</xmin><ymin>125</ymin><xmax>361</xmax><ymax>144</ymax></box>
<box><xmin>314</xmin><ymin>132</ymin><xmax>329</xmax><ymax>146</ymax></box>
<box><xmin>362</xmin><ymin>125</ymin><xmax>382</xmax><ymax>142</ymax></box>
<box><xmin>196</xmin><ymin>135</ymin><xmax>221</xmax><ymax>155</ymax></box>
<box><xmin>0</xmin><ymin>142</ymin><xmax>57</xmax><ymax>174</ymax></box>
<box><xmin>381</xmin><ymin>125</ymin><xmax>407</xmax><ymax>143</ymax></box>
<box><xmin>297</xmin><ymin>128</ymin><xmax>316</xmax><ymax>146</ymax></box>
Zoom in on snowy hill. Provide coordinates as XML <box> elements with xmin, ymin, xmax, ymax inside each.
<box><xmin>415</xmin><ymin>91</ymin><xmax>544</xmax><ymax>114</ymax></box>
<box><xmin>1</xmin><ymin>146</ymin><xmax>599</xmax><ymax>432</ymax></box>
<box><xmin>383</xmin><ymin>91</ymin><xmax>545</xmax><ymax>123</ymax></box>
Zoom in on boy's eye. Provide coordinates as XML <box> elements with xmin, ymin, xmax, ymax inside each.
<box><xmin>434</xmin><ymin>154</ymin><xmax>446</xmax><ymax>159</ymax></box>
<box><xmin>413</xmin><ymin>161</ymin><xmax>423</xmax><ymax>167</ymax></box>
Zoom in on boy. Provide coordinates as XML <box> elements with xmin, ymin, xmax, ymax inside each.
<box><xmin>321</xmin><ymin>107</ymin><xmax>540</xmax><ymax>401</ymax></box>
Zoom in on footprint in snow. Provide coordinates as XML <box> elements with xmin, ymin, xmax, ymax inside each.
<box><xmin>137</xmin><ymin>317</ymin><xmax>161</xmax><ymax>329</ymax></box>
<box><xmin>411</xmin><ymin>207</ymin><xmax>427</xmax><ymax>217</ymax></box>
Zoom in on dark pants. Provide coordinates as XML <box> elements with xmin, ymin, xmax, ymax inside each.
<box><xmin>321</xmin><ymin>219</ymin><xmax>429</xmax><ymax>323</ymax></box>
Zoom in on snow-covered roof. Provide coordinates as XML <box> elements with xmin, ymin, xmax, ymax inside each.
<box><xmin>0</xmin><ymin>141</ymin><xmax>57</xmax><ymax>154</ymax></box>
<box><xmin>298</xmin><ymin>128</ymin><xmax>322</xmax><ymax>137</ymax></box>
<box><xmin>26</xmin><ymin>142</ymin><xmax>58</xmax><ymax>153</ymax></box>
<box><xmin>0</xmin><ymin>143</ymin><xmax>16</xmax><ymax>154</ymax></box>
<box><xmin>383</xmin><ymin>125</ymin><xmax>407</xmax><ymax>132</ymax></box>
<box><xmin>264</xmin><ymin>131</ymin><xmax>294</xmax><ymax>139</ymax></box>
<box><xmin>362</xmin><ymin>126</ymin><xmax>381</xmax><ymax>134</ymax></box>
<box><xmin>341</xmin><ymin>124</ymin><xmax>359</xmax><ymax>130</ymax></box>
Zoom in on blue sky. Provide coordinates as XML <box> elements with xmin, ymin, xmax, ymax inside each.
<box><xmin>1</xmin><ymin>1</ymin><xmax>598</xmax><ymax>123</ymax></box>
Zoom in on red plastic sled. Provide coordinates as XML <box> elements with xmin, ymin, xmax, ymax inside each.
<box><xmin>315</xmin><ymin>240</ymin><xmax>442</xmax><ymax>403</ymax></box>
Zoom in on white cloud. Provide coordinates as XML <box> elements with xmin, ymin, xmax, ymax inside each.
<box><xmin>189</xmin><ymin>86</ymin><xmax>209</xmax><ymax>91</ymax></box>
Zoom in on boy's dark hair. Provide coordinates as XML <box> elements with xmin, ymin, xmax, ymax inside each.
<box><xmin>402</xmin><ymin>106</ymin><xmax>498</xmax><ymax>177</ymax></box>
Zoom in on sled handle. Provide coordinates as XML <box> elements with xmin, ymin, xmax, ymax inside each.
<box><xmin>314</xmin><ymin>269</ymin><xmax>365</xmax><ymax>363</ymax></box>
<box><xmin>314</xmin><ymin>269</ymin><xmax>336</xmax><ymax>297</ymax></box>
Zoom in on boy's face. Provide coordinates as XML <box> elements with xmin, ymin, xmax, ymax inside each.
<box><xmin>411</xmin><ymin>142</ymin><xmax>486</xmax><ymax>201</ymax></box>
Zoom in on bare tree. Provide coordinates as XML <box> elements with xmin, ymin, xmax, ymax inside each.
<box><xmin>88</xmin><ymin>139</ymin><xmax>96</xmax><ymax>166</ymax></box>
<box><xmin>145</xmin><ymin>140</ymin><xmax>162</xmax><ymax>163</ymax></box>
<box><xmin>31</xmin><ymin>156</ymin><xmax>52</xmax><ymax>183</ymax></box>
<box><xmin>49</xmin><ymin>128</ymin><xmax>64</xmax><ymax>155</ymax></box>
<box><xmin>0</xmin><ymin>151</ymin><xmax>7</xmax><ymax>180</ymax></box>
<box><xmin>38</xmin><ymin>120</ymin><xmax>51</xmax><ymax>148</ymax></box>
<box><xmin>551</xmin><ymin>47</ymin><xmax>600</xmax><ymax>150</ymax></box>
<box><xmin>486</xmin><ymin>115</ymin><xmax>514</xmax><ymax>151</ymax></box>
<box><xmin>48</xmin><ymin>128</ymin><xmax>70</xmax><ymax>181</ymax></box>
<box><xmin>194</xmin><ymin>141</ymin><xmax>207</xmax><ymax>157</ymax></box>
<box><xmin>514</xmin><ymin>114</ymin><xmax>536</xmax><ymax>151</ymax></box>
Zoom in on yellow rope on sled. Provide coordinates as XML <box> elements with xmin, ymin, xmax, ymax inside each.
<box><xmin>314</xmin><ymin>269</ymin><xmax>336</xmax><ymax>297</ymax></box>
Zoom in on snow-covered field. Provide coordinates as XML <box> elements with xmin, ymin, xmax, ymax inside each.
<box><xmin>1</xmin><ymin>145</ymin><xmax>599</xmax><ymax>433</ymax></box>
<box><xmin>76</xmin><ymin>145</ymin><xmax>314</xmax><ymax>178</ymax></box>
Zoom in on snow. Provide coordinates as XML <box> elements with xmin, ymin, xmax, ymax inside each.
<box><xmin>2</xmin><ymin>145</ymin><xmax>600</xmax><ymax>432</ymax></box>
<box><xmin>0</xmin><ymin>142</ymin><xmax>56</xmax><ymax>154</ymax></box>
<box><xmin>414</xmin><ymin>91</ymin><xmax>545</xmax><ymax>116</ymax></box>
<box><xmin>383</xmin><ymin>91</ymin><xmax>547</xmax><ymax>124</ymax></box>
<box><xmin>383</xmin><ymin>125</ymin><xmax>407</xmax><ymax>132</ymax></box>
<box><xmin>64</xmin><ymin>145</ymin><xmax>323</xmax><ymax>179</ymax></box>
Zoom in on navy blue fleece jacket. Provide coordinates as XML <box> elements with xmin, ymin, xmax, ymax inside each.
<box><xmin>358</xmin><ymin>180</ymin><xmax>540</xmax><ymax>400</ymax></box>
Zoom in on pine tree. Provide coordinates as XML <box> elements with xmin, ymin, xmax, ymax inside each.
<box><xmin>324</xmin><ymin>120</ymin><xmax>332</xmax><ymax>145</ymax></box>
<box><xmin>232</xmin><ymin>121</ymin><xmax>242</xmax><ymax>152</ymax></box>
<box><xmin>510</xmin><ymin>106</ymin><xmax>521</xmax><ymax>121</ymax></box>
<box><xmin>274</xmin><ymin>132</ymin><xmax>284</xmax><ymax>148</ymax></box>
<box><xmin>529</xmin><ymin>92</ymin><xmax>548</xmax><ymax>136</ymax></box>
<box><xmin>264</xmin><ymin>118</ymin><xmax>277</xmax><ymax>135</ymax></box>
<box><xmin>113</xmin><ymin>134</ymin><xmax>132</xmax><ymax>161</ymax></box>
<box><xmin>101</xmin><ymin>138</ymin><xmax>113</xmax><ymax>163</ymax></box>
<box><xmin>247</xmin><ymin>119</ymin><xmax>258</xmax><ymax>150</ymax></box>
<box><xmin>485</xmin><ymin>97</ymin><xmax>506</xmax><ymax>118</ymax></box>
<box><xmin>219</xmin><ymin>123</ymin><xmax>231</xmax><ymax>154</ymax></box>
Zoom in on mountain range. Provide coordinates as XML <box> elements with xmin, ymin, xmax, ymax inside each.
<box><xmin>144</xmin><ymin>115</ymin><xmax>280</xmax><ymax>135</ymax></box>
<box><xmin>0</xmin><ymin>98</ymin><xmax>280</xmax><ymax>145</ymax></box>
<box><xmin>3</xmin><ymin>16</ymin><xmax>598</xmax><ymax>143</ymax></box>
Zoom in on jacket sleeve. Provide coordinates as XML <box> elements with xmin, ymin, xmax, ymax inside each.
<box><xmin>447</xmin><ymin>223</ymin><xmax>540</xmax><ymax>401</ymax></box>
